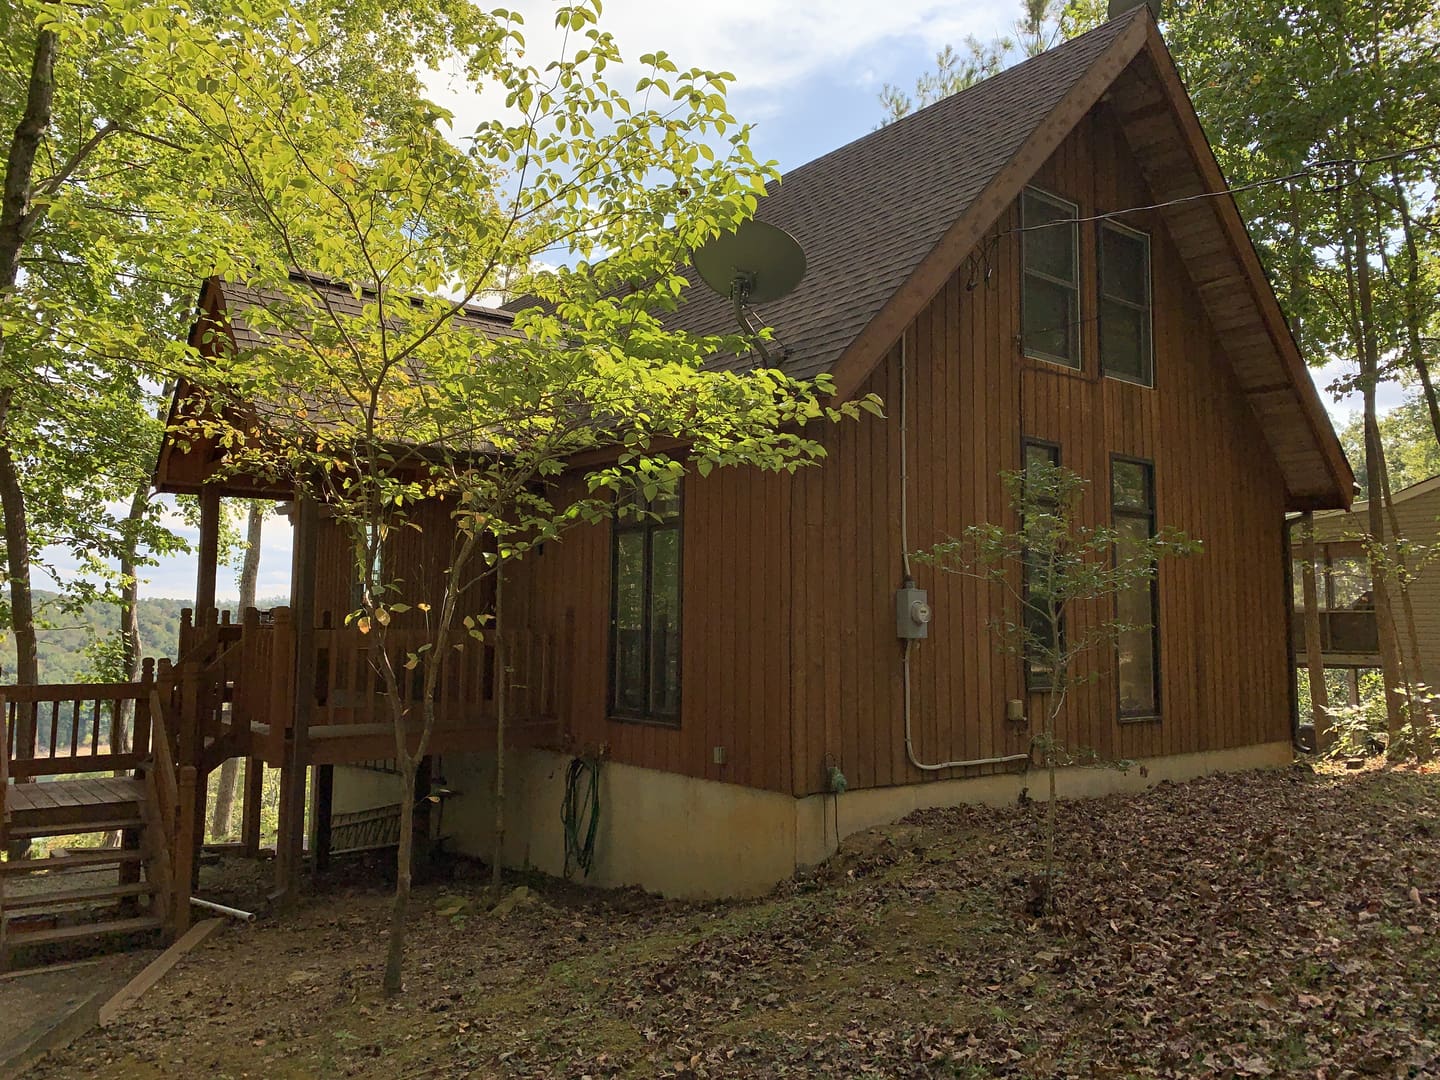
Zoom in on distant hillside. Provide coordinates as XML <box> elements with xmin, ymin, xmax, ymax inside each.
<box><xmin>1</xmin><ymin>591</ymin><xmax>288</xmax><ymax>683</ymax></box>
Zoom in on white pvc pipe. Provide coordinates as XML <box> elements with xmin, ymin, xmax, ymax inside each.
<box><xmin>190</xmin><ymin>896</ymin><xmax>256</xmax><ymax>922</ymax></box>
<box><xmin>897</xmin><ymin>331</ymin><xmax>1031</xmax><ymax>773</ymax></box>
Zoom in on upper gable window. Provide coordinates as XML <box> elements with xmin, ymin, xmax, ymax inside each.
<box><xmin>1099</xmin><ymin>222</ymin><xmax>1153</xmax><ymax>386</ymax></box>
<box><xmin>1021</xmin><ymin>188</ymin><xmax>1080</xmax><ymax>368</ymax></box>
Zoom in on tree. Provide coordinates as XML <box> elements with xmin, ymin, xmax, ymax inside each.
<box><xmin>877</xmin><ymin>0</ymin><xmax>1107</xmax><ymax>122</ymax></box>
<box><xmin>0</xmin><ymin>0</ymin><xmax>483</xmax><ymax>705</ymax></box>
<box><xmin>176</xmin><ymin>0</ymin><xmax>880</xmax><ymax>995</ymax></box>
<box><xmin>917</xmin><ymin>460</ymin><xmax>1197</xmax><ymax>912</ymax></box>
<box><xmin>1167</xmin><ymin>0</ymin><xmax>1440</xmax><ymax>761</ymax></box>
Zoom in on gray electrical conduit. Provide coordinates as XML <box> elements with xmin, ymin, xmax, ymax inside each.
<box><xmin>898</xmin><ymin>329</ymin><xmax>1031</xmax><ymax>772</ymax></box>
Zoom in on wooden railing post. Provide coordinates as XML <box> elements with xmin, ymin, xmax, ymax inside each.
<box><xmin>269</xmin><ymin>608</ymin><xmax>294</xmax><ymax>763</ymax></box>
<box><xmin>133</xmin><ymin>658</ymin><xmax>155</xmax><ymax>767</ymax></box>
<box><xmin>179</xmin><ymin>662</ymin><xmax>202</xmax><ymax>771</ymax></box>
<box><xmin>174</xmin><ymin>765</ymin><xmax>198</xmax><ymax>934</ymax></box>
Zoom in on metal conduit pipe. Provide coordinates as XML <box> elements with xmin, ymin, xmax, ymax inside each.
<box><xmin>897</xmin><ymin>329</ymin><xmax>1031</xmax><ymax>773</ymax></box>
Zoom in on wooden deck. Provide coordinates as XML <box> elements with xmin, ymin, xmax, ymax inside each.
<box><xmin>5</xmin><ymin>778</ymin><xmax>147</xmax><ymax>838</ymax></box>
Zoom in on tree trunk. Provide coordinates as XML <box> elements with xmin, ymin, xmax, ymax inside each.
<box><xmin>0</xmin><ymin>30</ymin><xmax>57</xmax><ymax>861</ymax></box>
<box><xmin>384</xmin><ymin>750</ymin><xmax>417</xmax><ymax>997</ymax></box>
<box><xmin>492</xmin><ymin>570</ymin><xmax>506</xmax><ymax>896</ymax></box>
<box><xmin>1378</xmin><ymin>452</ymin><xmax>1433</xmax><ymax>762</ymax></box>
<box><xmin>1392</xmin><ymin>176</ymin><xmax>1440</xmax><ymax>451</ymax></box>
<box><xmin>211</xmin><ymin>503</ymin><xmax>264</xmax><ymax>837</ymax></box>
<box><xmin>1343</xmin><ymin>199</ymin><xmax>1408</xmax><ymax>755</ymax></box>
<box><xmin>1298</xmin><ymin>513</ymin><xmax>1331</xmax><ymax>752</ymax></box>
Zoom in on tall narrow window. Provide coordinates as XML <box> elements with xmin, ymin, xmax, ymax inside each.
<box><xmin>1022</xmin><ymin>188</ymin><xmax>1080</xmax><ymax>368</ymax></box>
<box><xmin>609</xmin><ymin>488</ymin><xmax>682</xmax><ymax>724</ymax></box>
<box><xmin>1022</xmin><ymin>440</ymin><xmax>1062</xmax><ymax>691</ymax></box>
<box><xmin>1099</xmin><ymin>223</ymin><xmax>1152</xmax><ymax>385</ymax></box>
<box><xmin>1112</xmin><ymin>459</ymin><xmax>1160</xmax><ymax>719</ymax></box>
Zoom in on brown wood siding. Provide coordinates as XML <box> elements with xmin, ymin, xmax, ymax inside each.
<box><xmin>786</xmin><ymin>103</ymin><xmax>1292</xmax><ymax>795</ymax></box>
<box><xmin>304</xmin><ymin>500</ymin><xmax>493</xmax><ymax>630</ymax></box>
<box><xmin>505</xmin><ymin>467</ymin><xmax>795</xmax><ymax>794</ymax></box>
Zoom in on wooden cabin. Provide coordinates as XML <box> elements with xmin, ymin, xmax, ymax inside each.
<box><xmin>1291</xmin><ymin>474</ymin><xmax>1440</xmax><ymax>696</ymax></box>
<box><xmin>13</xmin><ymin>5</ymin><xmax>1351</xmax><ymax>911</ymax></box>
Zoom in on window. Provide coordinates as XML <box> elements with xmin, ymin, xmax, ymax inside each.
<box><xmin>350</xmin><ymin>523</ymin><xmax>384</xmax><ymax>612</ymax></box>
<box><xmin>1112</xmin><ymin>459</ymin><xmax>1160</xmax><ymax>719</ymax></box>
<box><xmin>1099</xmin><ymin>223</ymin><xmax>1152</xmax><ymax>385</ymax></box>
<box><xmin>609</xmin><ymin>488</ymin><xmax>682</xmax><ymax>723</ymax></box>
<box><xmin>1022</xmin><ymin>440</ymin><xmax>1062</xmax><ymax>691</ymax></box>
<box><xmin>1022</xmin><ymin>188</ymin><xmax>1081</xmax><ymax>367</ymax></box>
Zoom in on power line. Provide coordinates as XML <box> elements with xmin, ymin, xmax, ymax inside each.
<box><xmin>1007</xmin><ymin>140</ymin><xmax>1440</xmax><ymax>233</ymax></box>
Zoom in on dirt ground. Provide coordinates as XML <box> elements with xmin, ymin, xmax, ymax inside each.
<box><xmin>24</xmin><ymin>763</ymin><xmax>1440</xmax><ymax>1079</ymax></box>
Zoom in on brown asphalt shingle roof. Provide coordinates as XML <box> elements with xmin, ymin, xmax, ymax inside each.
<box><xmin>216</xmin><ymin>273</ymin><xmax>517</xmax><ymax>355</ymax></box>
<box><xmin>666</xmin><ymin>10</ymin><xmax>1146</xmax><ymax>380</ymax></box>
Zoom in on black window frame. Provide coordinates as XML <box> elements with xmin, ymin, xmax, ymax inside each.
<box><xmin>1021</xmin><ymin>438</ymin><xmax>1063</xmax><ymax>693</ymax></box>
<box><xmin>607</xmin><ymin>485</ymin><xmax>683</xmax><ymax>726</ymax></box>
<box><xmin>1021</xmin><ymin>187</ymin><xmax>1082</xmax><ymax>370</ymax></box>
<box><xmin>1110</xmin><ymin>455</ymin><xmax>1161</xmax><ymax>722</ymax></box>
<box><xmin>1098</xmin><ymin>220</ymin><xmax>1154</xmax><ymax>387</ymax></box>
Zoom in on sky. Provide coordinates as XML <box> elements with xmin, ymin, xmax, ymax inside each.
<box><xmin>43</xmin><ymin>0</ymin><xmax>1398</xmax><ymax>604</ymax></box>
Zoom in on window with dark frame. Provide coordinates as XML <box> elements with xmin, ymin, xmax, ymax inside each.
<box><xmin>1021</xmin><ymin>188</ymin><xmax>1081</xmax><ymax>368</ymax></box>
<box><xmin>349</xmin><ymin>523</ymin><xmax>384</xmax><ymax>613</ymax></box>
<box><xmin>1022</xmin><ymin>439</ymin><xmax>1062</xmax><ymax>691</ymax></box>
<box><xmin>1111</xmin><ymin>459</ymin><xmax>1160</xmax><ymax>719</ymax></box>
<box><xmin>609</xmin><ymin>487</ymin><xmax>682</xmax><ymax>724</ymax></box>
<box><xmin>1099</xmin><ymin>222</ymin><xmax>1153</xmax><ymax>386</ymax></box>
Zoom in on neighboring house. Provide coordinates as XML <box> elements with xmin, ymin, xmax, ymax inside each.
<box><xmin>1291</xmin><ymin>474</ymin><xmax>1440</xmax><ymax>695</ymax></box>
<box><xmin>151</xmin><ymin>5</ymin><xmax>1352</xmax><ymax>898</ymax></box>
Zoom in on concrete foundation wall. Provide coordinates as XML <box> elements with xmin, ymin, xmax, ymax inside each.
<box><xmin>331</xmin><ymin>766</ymin><xmax>406</xmax><ymax>814</ymax></box>
<box><xmin>432</xmin><ymin>740</ymin><xmax>1293</xmax><ymax>899</ymax></box>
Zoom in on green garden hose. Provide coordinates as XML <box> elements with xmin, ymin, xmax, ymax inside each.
<box><xmin>562</xmin><ymin>756</ymin><xmax>601</xmax><ymax>879</ymax></box>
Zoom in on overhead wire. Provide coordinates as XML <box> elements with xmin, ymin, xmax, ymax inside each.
<box><xmin>1003</xmin><ymin>140</ymin><xmax>1440</xmax><ymax>234</ymax></box>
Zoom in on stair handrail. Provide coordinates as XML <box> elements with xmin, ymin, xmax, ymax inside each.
<box><xmin>147</xmin><ymin>688</ymin><xmax>181</xmax><ymax>822</ymax></box>
<box><xmin>144</xmin><ymin>685</ymin><xmax>191</xmax><ymax>935</ymax></box>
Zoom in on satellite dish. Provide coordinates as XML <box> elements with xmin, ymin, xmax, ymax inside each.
<box><xmin>692</xmin><ymin>221</ymin><xmax>807</xmax><ymax>363</ymax></box>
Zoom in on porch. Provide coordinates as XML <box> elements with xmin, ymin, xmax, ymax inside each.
<box><xmin>178</xmin><ymin>605</ymin><xmax>562</xmax><ymax>771</ymax></box>
<box><xmin>1</xmin><ymin>610</ymin><xmax>560</xmax><ymax>967</ymax></box>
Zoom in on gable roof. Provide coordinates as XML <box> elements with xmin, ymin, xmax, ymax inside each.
<box><xmin>668</xmin><ymin>7</ymin><xmax>1352</xmax><ymax>510</ymax></box>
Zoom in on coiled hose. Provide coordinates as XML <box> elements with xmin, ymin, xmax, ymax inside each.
<box><xmin>562</xmin><ymin>756</ymin><xmax>601</xmax><ymax>879</ymax></box>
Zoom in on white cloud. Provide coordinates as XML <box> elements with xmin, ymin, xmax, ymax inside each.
<box><xmin>426</xmin><ymin>0</ymin><xmax>1019</xmax><ymax>137</ymax></box>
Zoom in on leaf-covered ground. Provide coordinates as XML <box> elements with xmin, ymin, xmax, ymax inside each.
<box><xmin>31</xmin><ymin>764</ymin><xmax>1440</xmax><ymax>1079</ymax></box>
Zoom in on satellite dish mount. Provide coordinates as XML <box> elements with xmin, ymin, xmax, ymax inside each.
<box><xmin>692</xmin><ymin>221</ymin><xmax>807</xmax><ymax>365</ymax></box>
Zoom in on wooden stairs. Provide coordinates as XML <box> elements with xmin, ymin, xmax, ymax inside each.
<box><xmin>2</xmin><ymin>673</ymin><xmax>198</xmax><ymax>972</ymax></box>
<box><xmin>0</xmin><ymin>777</ymin><xmax>167</xmax><ymax>967</ymax></box>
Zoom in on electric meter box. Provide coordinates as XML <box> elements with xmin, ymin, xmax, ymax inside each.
<box><xmin>896</xmin><ymin>587</ymin><xmax>931</xmax><ymax>639</ymax></box>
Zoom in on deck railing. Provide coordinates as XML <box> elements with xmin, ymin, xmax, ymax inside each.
<box><xmin>311</xmin><ymin>622</ymin><xmax>558</xmax><ymax>730</ymax></box>
<box><xmin>172</xmin><ymin>606</ymin><xmax>559</xmax><ymax>762</ymax></box>
<box><xmin>1</xmin><ymin>661</ymin><xmax>158</xmax><ymax>780</ymax></box>
<box><xmin>1291</xmin><ymin>608</ymin><xmax>1381</xmax><ymax>657</ymax></box>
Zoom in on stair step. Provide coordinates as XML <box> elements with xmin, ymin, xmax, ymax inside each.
<box><xmin>3</xmin><ymin>881</ymin><xmax>155</xmax><ymax>914</ymax></box>
<box><xmin>1</xmin><ymin>915</ymin><xmax>164</xmax><ymax>951</ymax></box>
<box><xmin>6</xmin><ymin>816</ymin><xmax>146</xmax><ymax>841</ymax></box>
<box><xmin>0</xmin><ymin>849</ymin><xmax>144</xmax><ymax>875</ymax></box>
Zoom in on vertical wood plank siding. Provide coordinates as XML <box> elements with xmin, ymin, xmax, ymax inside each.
<box><xmin>505</xmin><ymin>467</ymin><xmax>795</xmax><ymax>794</ymax></box>
<box><xmin>782</xmin><ymin>103</ymin><xmax>1290</xmax><ymax>795</ymax></box>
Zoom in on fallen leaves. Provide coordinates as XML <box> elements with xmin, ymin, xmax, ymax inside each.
<box><xmin>26</xmin><ymin>766</ymin><xmax>1440</xmax><ymax>1080</ymax></box>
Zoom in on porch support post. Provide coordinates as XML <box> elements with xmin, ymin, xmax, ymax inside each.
<box><xmin>276</xmin><ymin>492</ymin><xmax>318</xmax><ymax>902</ymax></box>
<box><xmin>1298</xmin><ymin>511</ymin><xmax>1331</xmax><ymax>752</ymax></box>
<box><xmin>196</xmin><ymin>485</ymin><xmax>221</xmax><ymax>620</ymax></box>
<box><xmin>242</xmin><ymin>757</ymin><xmax>264</xmax><ymax>858</ymax></box>
<box><xmin>312</xmin><ymin>763</ymin><xmax>334</xmax><ymax>873</ymax></box>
